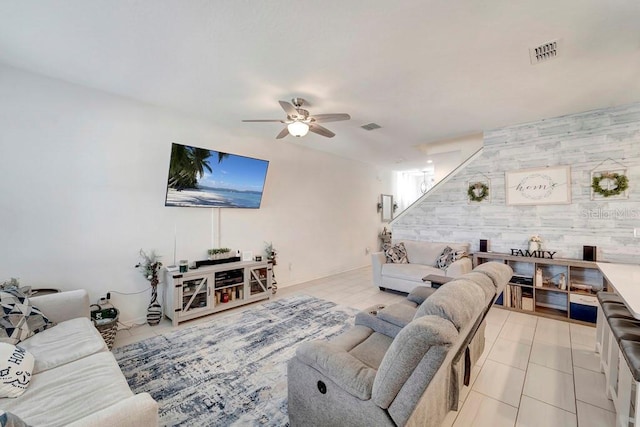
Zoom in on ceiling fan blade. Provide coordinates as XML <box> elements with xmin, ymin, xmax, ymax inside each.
<box><xmin>242</xmin><ymin>119</ymin><xmax>285</xmax><ymax>122</ymax></box>
<box><xmin>311</xmin><ymin>113</ymin><xmax>351</xmax><ymax>123</ymax></box>
<box><xmin>309</xmin><ymin>123</ymin><xmax>335</xmax><ymax>138</ymax></box>
<box><xmin>278</xmin><ymin>100</ymin><xmax>298</xmax><ymax>117</ymax></box>
<box><xmin>276</xmin><ymin>127</ymin><xmax>289</xmax><ymax>139</ymax></box>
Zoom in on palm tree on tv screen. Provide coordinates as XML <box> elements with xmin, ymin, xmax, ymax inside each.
<box><xmin>168</xmin><ymin>145</ymin><xmax>229</xmax><ymax>190</ymax></box>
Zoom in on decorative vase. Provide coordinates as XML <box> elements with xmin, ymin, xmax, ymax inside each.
<box><xmin>147</xmin><ymin>302</ymin><xmax>162</xmax><ymax>325</ymax></box>
<box><xmin>535</xmin><ymin>268</ymin><xmax>543</xmax><ymax>287</ymax></box>
<box><xmin>528</xmin><ymin>241</ymin><xmax>541</xmax><ymax>252</ymax></box>
<box><xmin>147</xmin><ymin>277</ymin><xmax>162</xmax><ymax>326</ymax></box>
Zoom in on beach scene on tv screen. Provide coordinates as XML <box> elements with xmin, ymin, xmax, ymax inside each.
<box><xmin>165</xmin><ymin>144</ymin><xmax>268</xmax><ymax>208</ymax></box>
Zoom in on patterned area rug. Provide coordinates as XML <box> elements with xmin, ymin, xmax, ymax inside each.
<box><xmin>114</xmin><ymin>295</ymin><xmax>358</xmax><ymax>426</ymax></box>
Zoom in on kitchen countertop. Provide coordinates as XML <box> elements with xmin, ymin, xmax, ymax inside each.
<box><xmin>598</xmin><ymin>262</ymin><xmax>640</xmax><ymax>319</ymax></box>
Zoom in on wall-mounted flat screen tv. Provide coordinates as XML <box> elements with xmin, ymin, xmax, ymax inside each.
<box><xmin>165</xmin><ymin>143</ymin><xmax>269</xmax><ymax>208</ymax></box>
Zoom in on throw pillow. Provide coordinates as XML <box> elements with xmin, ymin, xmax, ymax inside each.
<box><xmin>0</xmin><ymin>288</ymin><xmax>54</xmax><ymax>345</ymax></box>
<box><xmin>436</xmin><ymin>246</ymin><xmax>468</xmax><ymax>270</ymax></box>
<box><xmin>0</xmin><ymin>410</ymin><xmax>30</xmax><ymax>427</ymax></box>
<box><xmin>385</xmin><ymin>242</ymin><xmax>409</xmax><ymax>264</ymax></box>
<box><xmin>436</xmin><ymin>246</ymin><xmax>456</xmax><ymax>270</ymax></box>
<box><xmin>0</xmin><ymin>343</ymin><xmax>35</xmax><ymax>398</ymax></box>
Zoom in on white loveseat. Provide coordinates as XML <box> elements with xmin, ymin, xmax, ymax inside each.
<box><xmin>0</xmin><ymin>290</ymin><xmax>158</xmax><ymax>427</ymax></box>
<box><xmin>371</xmin><ymin>240</ymin><xmax>472</xmax><ymax>293</ymax></box>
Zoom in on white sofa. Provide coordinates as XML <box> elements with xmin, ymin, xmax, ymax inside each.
<box><xmin>371</xmin><ymin>240</ymin><xmax>472</xmax><ymax>294</ymax></box>
<box><xmin>0</xmin><ymin>290</ymin><xmax>158</xmax><ymax>427</ymax></box>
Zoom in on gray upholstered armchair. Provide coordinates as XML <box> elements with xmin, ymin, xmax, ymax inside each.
<box><xmin>287</xmin><ymin>262</ymin><xmax>512</xmax><ymax>427</ymax></box>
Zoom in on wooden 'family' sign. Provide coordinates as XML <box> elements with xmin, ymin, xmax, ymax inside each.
<box><xmin>510</xmin><ymin>249</ymin><xmax>557</xmax><ymax>259</ymax></box>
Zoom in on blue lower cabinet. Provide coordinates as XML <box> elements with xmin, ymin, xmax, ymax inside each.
<box><xmin>569</xmin><ymin>293</ymin><xmax>598</xmax><ymax>323</ymax></box>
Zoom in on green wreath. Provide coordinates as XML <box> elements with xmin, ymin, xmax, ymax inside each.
<box><xmin>467</xmin><ymin>182</ymin><xmax>489</xmax><ymax>202</ymax></box>
<box><xmin>592</xmin><ymin>172</ymin><xmax>629</xmax><ymax>197</ymax></box>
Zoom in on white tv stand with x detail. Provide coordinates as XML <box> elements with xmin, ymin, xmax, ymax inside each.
<box><xmin>164</xmin><ymin>260</ymin><xmax>272</xmax><ymax>326</ymax></box>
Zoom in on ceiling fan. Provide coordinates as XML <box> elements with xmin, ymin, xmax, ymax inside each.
<box><xmin>242</xmin><ymin>98</ymin><xmax>350</xmax><ymax>139</ymax></box>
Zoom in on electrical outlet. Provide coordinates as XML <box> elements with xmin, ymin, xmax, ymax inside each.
<box><xmin>365</xmin><ymin>247</ymin><xmax>370</xmax><ymax>255</ymax></box>
<box><xmin>289</xmin><ymin>262</ymin><xmax>293</xmax><ymax>271</ymax></box>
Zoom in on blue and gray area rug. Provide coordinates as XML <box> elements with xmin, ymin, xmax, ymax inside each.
<box><xmin>114</xmin><ymin>295</ymin><xmax>358</xmax><ymax>426</ymax></box>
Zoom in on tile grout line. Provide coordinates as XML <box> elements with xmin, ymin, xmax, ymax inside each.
<box><xmin>570</xmin><ymin>321</ymin><xmax>581</xmax><ymax>426</ymax></box>
<box><xmin>451</xmin><ymin>309</ymin><xmax>510</xmax><ymax>426</ymax></box>
<box><xmin>513</xmin><ymin>316</ymin><xmax>537</xmax><ymax>425</ymax></box>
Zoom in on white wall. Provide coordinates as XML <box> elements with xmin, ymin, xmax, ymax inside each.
<box><xmin>0</xmin><ymin>64</ymin><xmax>389</xmax><ymax>323</ymax></box>
<box><xmin>393</xmin><ymin>103</ymin><xmax>640</xmax><ymax>264</ymax></box>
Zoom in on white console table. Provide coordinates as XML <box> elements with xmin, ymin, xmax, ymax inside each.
<box><xmin>164</xmin><ymin>260</ymin><xmax>272</xmax><ymax>326</ymax></box>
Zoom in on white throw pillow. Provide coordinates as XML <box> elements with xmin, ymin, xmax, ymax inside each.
<box><xmin>0</xmin><ymin>343</ymin><xmax>34</xmax><ymax>398</ymax></box>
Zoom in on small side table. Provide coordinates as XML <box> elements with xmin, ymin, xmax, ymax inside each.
<box><xmin>422</xmin><ymin>274</ymin><xmax>454</xmax><ymax>289</ymax></box>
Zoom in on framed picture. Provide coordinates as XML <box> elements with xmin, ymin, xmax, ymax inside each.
<box><xmin>242</xmin><ymin>251</ymin><xmax>253</xmax><ymax>262</ymax></box>
<box><xmin>505</xmin><ymin>166</ymin><xmax>571</xmax><ymax>205</ymax></box>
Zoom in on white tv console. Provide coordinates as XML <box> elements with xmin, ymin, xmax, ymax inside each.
<box><xmin>164</xmin><ymin>260</ymin><xmax>272</xmax><ymax>326</ymax></box>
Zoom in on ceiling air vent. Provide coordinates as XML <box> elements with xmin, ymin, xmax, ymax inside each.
<box><xmin>529</xmin><ymin>39</ymin><xmax>561</xmax><ymax>64</ymax></box>
<box><xmin>361</xmin><ymin>123</ymin><xmax>381</xmax><ymax>131</ymax></box>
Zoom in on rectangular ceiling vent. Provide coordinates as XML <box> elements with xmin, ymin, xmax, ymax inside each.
<box><xmin>529</xmin><ymin>39</ymin><xmax>561</xmax><ymax>64</ymax></box>
<box><xmin>361</xmin><ymin>122</ymin><xmax>381</xmax><ymax>131</ymax></box>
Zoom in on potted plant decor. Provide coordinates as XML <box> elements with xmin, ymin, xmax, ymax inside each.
<box><xmin>264</xmin><ymin>242</ymin><xmax>277</xmax><ymax>266</ymax></box>
<box><xmin>264</xmin><ymin>242</ymin><xmax>278</xmax><ymax>294</ymax></box>
<box><xmin>207</xmin><ymin>248</ymin><xmax>232</xmax><ymax>260</ymax></box>
<box><xmin>134</xmin><ymin>249</ymin><xmax>163</xmax><ymax>326</ymax></box>
<box><xmin>0</xmin><ymin>278</ymin><xmax>32</xmax><ymax>296</ymax></box>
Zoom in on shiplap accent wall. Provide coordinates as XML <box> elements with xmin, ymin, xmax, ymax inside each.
<box><xmin>393</xmin><ymin>103</ymin><xmax>640</xmax><ymax>264</ymax></box>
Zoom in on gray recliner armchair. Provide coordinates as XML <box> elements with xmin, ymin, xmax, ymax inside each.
<box><xmin>287</xmin><ymin>262</ymin><xmax>512</xmax><ymax>427</ymax></box>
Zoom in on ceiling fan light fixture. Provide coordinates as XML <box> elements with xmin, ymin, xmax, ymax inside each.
<box><xmin>287</xmin><ymin>121</ymin><xmax>309</xmax><ymax>137</ymax></box>
<box><xmin>244</xmin><ymin>98</ymin><xmax>349</xmax><ymax>139</ymax></box>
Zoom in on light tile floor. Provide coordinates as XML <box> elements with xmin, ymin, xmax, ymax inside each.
<box><xmin>112</xmin><ymin>266</ymin><xmax>616</xmax><ymax>426</ymax></box>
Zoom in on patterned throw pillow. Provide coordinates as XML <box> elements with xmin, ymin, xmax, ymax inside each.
<box><xmin>436</xmin><ymin>246</ymin><xmax>468</xmax><ymax>270</ymax></box>
<box><xmin>0</xmin><ymin>410</ymin><xmax>30</xmax><ymax>427</ymax></box>
<box><xmin>385</xmin><ymin>242</ymin><xmax>409</xmax><ymax>264</ymax></box>
<box><xmin>436</xmin><ymin>246</ymin><xmax>455</xmax><ymax>269</ymax></box>
<box><xmin>0</xmin><ymin>288</ymin><xmax>54</xmax><ymax>345</ymax></box>
<box><xmin>0</xmin><ymin>343</ymin><xmax>34</xmax><ymax>398</ymax></box>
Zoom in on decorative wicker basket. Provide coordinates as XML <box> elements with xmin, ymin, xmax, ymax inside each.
<box><xmin>90</xmin><ymin>305</ymin><xmax>119</xmax><ymax>350</ymax></box>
